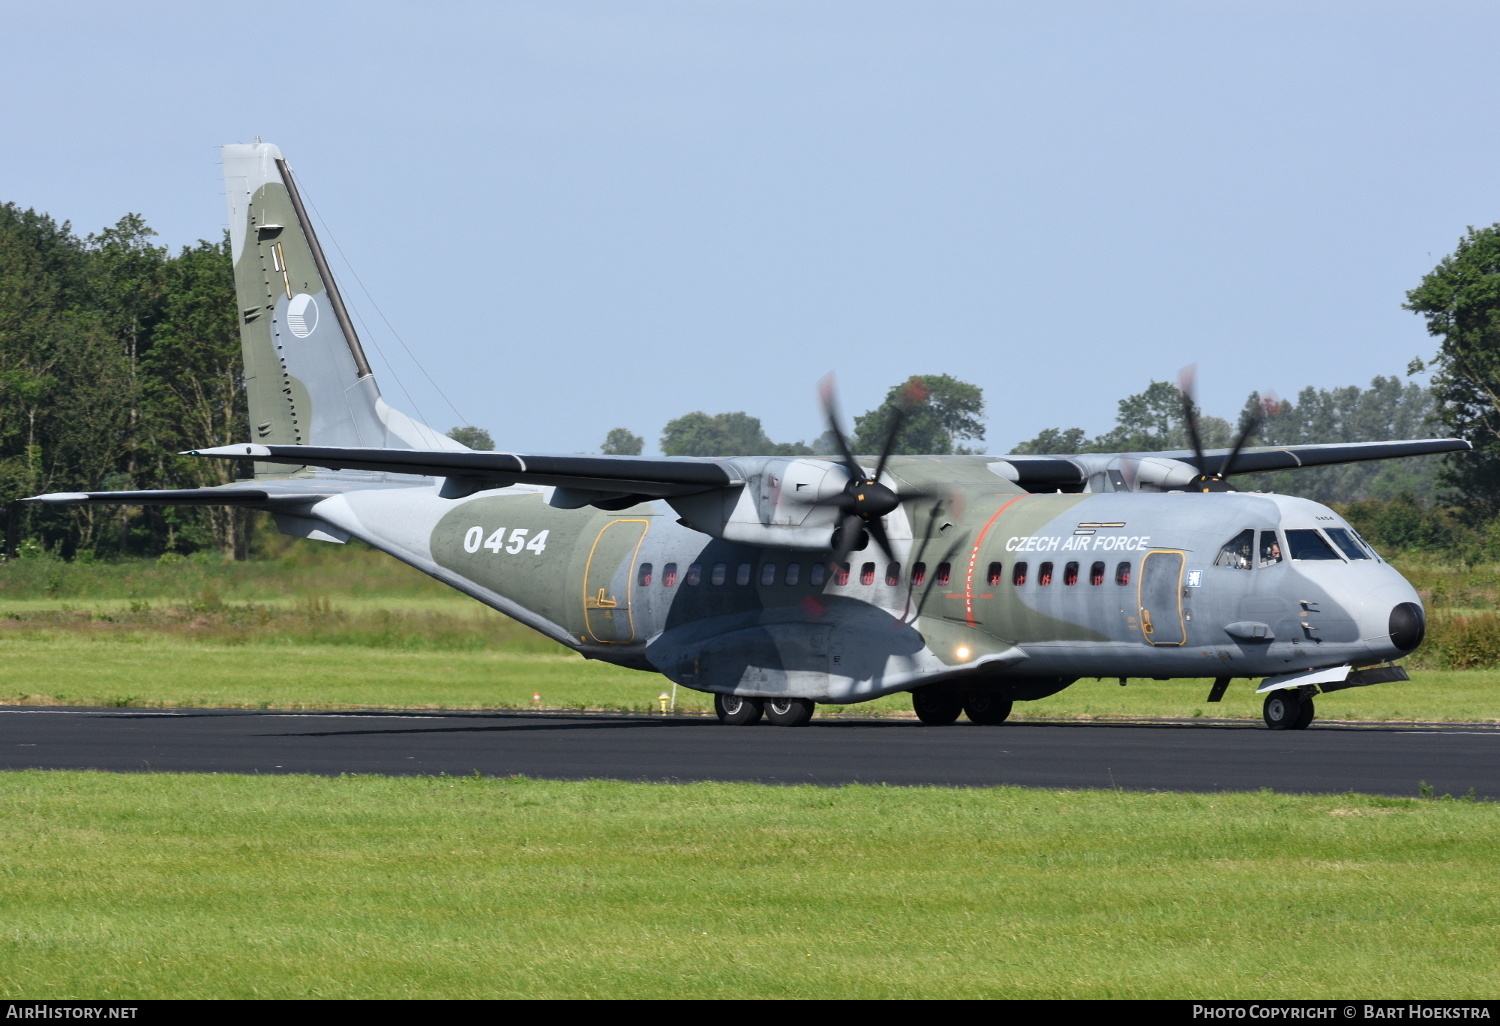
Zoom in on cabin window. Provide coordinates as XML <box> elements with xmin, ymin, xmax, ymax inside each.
<box><xmin>1115</xmin><ymin>561</ymin><xmax>1131</xmax><ymax>585</ymax></box>
<box><xmin>1325</xmin><ymin>528</ymin><xmax>1371</xmax><ymax>560</ymax></box>
<box><xmin>860</xmin><ymin>562</ymin><xmax>876</xmax><ymax>586</ymax></box>
<box><xmin>936</xmin><ymin>562</ymin><xmax>951</xmax><ymax>586</ymax></box>
<box><xmin>1038</xmin><ymin>561</ymin><xmax>1054</xmax><ymax>586</ymax></box>
<box><xmin>711</xmin><ymin>562</ymin><xmax>727</xmax><ymax>585</ymax></box>
<box><xmin>1012</xmin><ymin>561</ymin><xmax>1028</xmax><ymax>586</ymax></box>
<box><xmin>761</xmin><ymin>564</ymin><xmax>777</xmax><ymax>586</ymax></box>
<box><xmin>834</xmin><ymin>562</ymin><xmax>851</xmax><ymax>586</ymax></box>
<box><xmin>1090</xmin><ymin>560</ymin><xmax>1105</xmax><ymax>586</ymax></box>
<box><xmin>911</xmin><ymin>562</ymin><xmax>927</xmax><ymax>586</ymax></box>
<box><xmin>685</xmin><ymin>563</ymin><xmax>702</xmax><ymax>586</ymax></box>
<box><xmin>1214</xmin><ymin>529</ymin><xmax>1255</xmax><ymax>570</ymax></box>
<box><xmin>785</xmin><ymin>563</ymin><xmax>801</xmax><ymax>586</ymax></box>
<box><xmin>1064</xmin><ymin>561</ymin><xmax>1079</xmax><ymax>586</ymax></box>
<box><xmin>663</xmin><ymin>563</ymin><xmax>678</xmax><ymax>587</ymax></box>
<box><xmin>637</xmin><ymin>563</ymin><xmax>653</xmax><ymax>587</ymax></box>
<box><xmin>737</xmin><ymin>563</ymin><xmax>752</xmax><ymax>585</ymax></box>
<box><xmin>886</xmin><ymin>563</ymin><xmax>901</xmax><ymax>586</ymax></box>
<box><xmin>987</xmin><ymin>562</ymin><xmax>1003</xmax><ymax>586</ymax></box>
<box><xmin>1286</xmin><ymin>529</ymin><xmax>1341</xmax><ymax>561</ymax></box>
<box><xmin>1258</xmin><ymin>531</ymin><xmax>1283</xmax><ymax>566</ymax></box>
<box><xmin>810</xmin><ymin>563</ymin><xmax>827</xmax><ymax>587</ymax></box>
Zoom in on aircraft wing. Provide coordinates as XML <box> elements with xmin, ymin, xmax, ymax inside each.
<box><xmin>185</xmin><ymin>444</ymin><xmax>740</xmax><ymax>499</ymax></box>
<box><xmin>1146</xmin><ymin>438</ymin><xmax>1472</xmax><ymax>475</ymax></box>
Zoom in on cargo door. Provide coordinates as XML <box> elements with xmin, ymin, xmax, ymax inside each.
<box><xmin>1137</xmin><ymin>549</ymin><xmax>1186</xmax><ymax>646</ymax></box>
<box><xmin>582</xmin><ymin>518</ymin><xmax>649</xmax><ymax>643</ymax></box>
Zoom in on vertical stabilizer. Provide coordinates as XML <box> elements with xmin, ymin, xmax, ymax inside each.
<box><xmin>222</xmin><ymin>143</ymin><xmax>464</xmax><ymax>475</ymax></box>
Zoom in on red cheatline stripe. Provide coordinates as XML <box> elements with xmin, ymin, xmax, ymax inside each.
<box><xmin>965</xmin><ymin>495</ymin><xmax>1029</xmax><ymax>627</ymax></box>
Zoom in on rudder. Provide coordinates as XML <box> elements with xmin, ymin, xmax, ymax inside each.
<box><xmin>222</xmin><ymin>142</ymin><xmax>462</xmax><ymax>475</ymax></box>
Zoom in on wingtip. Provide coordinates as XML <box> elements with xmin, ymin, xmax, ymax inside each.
<box><xmin>21</xmin><ymin>492</ymin><xmax>90</xmax><ymax>504</ymax></box>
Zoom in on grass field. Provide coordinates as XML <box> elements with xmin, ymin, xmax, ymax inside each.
<box><xmin>2</xmin><ymin>635</ymin><xmax>1498</xmax><ymax>721</ymax></box>
<box><xmin>0</xmin><ymin>772</ymin><xmax>1494</xmax><ymax>999</ymax></box>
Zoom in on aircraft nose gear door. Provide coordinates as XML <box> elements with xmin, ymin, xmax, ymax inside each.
<box><xmin>582</xmin><ymin>518</ymin><xmax>650</xmax><ymax>644</ymax></box>
<box><xmin>1138</xmin><ymin>550</ymin><xmax>1187</xmax><ymax>646</ymax></box>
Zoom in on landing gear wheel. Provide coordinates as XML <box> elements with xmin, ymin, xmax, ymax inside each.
<box><xmin>963</xmin><ymin>693</ymin><xmax>1013</xmax><ymax>725</ymax></box>
<box><xmin>715</xmin><ymin>693</ymin><xmax>764</xmax><ymax>725</ymax></box>
<box><xmin>764</xmin><ymin>696</ymin><xmax>816</xmax><ymax>727</ymax></box>
<box><xmin>1294</xmin><ymin>696</ymin><xmax>1316</xmax><ymax>730</ymax></box>
<box><xmin>912</xmin><ymin>688</ymin><xmax>963</xmax><ymax>726</ymax></box>
<box><xmin>1263</xmin><ymin>690</ymin><xmax>1304</xmax><ymax>730</ymax></box>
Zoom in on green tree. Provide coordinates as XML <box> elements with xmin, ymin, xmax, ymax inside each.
<box><xmin>141</xmin><ymin>235</ymin><xmax>247</xmax><ymax>557</ymax></box>
<box><xmin>601</xmin><ymin>427</ymin><xmax>644</xmax><ymax>456</ymax></box>
<box><xmin>447</xmin><ymin>425</ymin><xmax>495</xmax><ymax>450</ymax></box>
<box><xmin>0</xmin><ymin>203</ymin><xmax>130</xmax><ymax>556</ymax></box>
<box><xmin>661</xmin><ymin>412</ymin><xmax>776</xmax><ymax>457</ymax></box>
<box><xmin>851</xmin><ymin>374</ymin><xmax>984</xmax><ymax>455</ymax></box>
<box><xmin>1404</xmin><ymin>224</ymin><xmax>1500</xmax><ymax>517</ymax></box>
<box><xmin>1240</xmin><ymin>378</ymin><xmax>1441</xmax><ymax>501</ymax></box>
<box><xmin>1011</xmin><ymin>426</ymin><xmax>1089</xmax><ymax>455</ymax></box>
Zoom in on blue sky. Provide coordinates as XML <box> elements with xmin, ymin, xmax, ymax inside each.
<box><xmin>5</xmin><ymin>1</ymin><xmax>1497</xmax><ymax>454</ymax></box>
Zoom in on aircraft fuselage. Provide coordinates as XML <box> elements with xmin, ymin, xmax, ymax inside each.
<box><xmin>308</xmin><ymin>457</ymin><xmax>1422</xmax><ymax>706</ymax></box>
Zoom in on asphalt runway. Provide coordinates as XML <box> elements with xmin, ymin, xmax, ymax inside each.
<box><xmin>2</xmin><ymin>706</ymin><xmax>1498</xmax><ymax>797</ymax></box>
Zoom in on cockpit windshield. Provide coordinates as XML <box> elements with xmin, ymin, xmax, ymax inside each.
<box><xmin>1325</xmin><ymin>527</ymin><xmax>1372</xmax><ymax>560</ymax></box>
<box><xmin>1213</xmin><ymin>529</ymin><xmax>1254</xmax><ymax>570</ymax></box>
<box><xmin>1286</xmin><ymin>529</ymin><xmax>1341</xmax><ymax>560</ymax></box>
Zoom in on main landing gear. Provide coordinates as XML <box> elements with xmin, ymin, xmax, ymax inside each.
<box><xmin>1263</xmin><ymin>688</ymin><xmax>1316</xmax><ymax>730</ymax></box>
<box><xmin>713</xmin><ymin>694</ymin><xmax>816</xmax><ymax>727</ymax></box>
<box><xmin>911</xmin><ymin>688</ymin><xmax>1013</xmax><ymax>726</ymax></box>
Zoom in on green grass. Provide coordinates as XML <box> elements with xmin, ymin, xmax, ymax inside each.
<box><xmin>3</xmin><ymin>635</ymin><xmax>1497</xmax><ymax>719</ymax></box>
<box><xmin>0</xmin><ymin>773</ymin><xmax>1493</xmax><ymax>999</ymax></box>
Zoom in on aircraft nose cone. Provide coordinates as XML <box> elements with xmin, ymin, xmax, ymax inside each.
<box><xmin>1389</xmin><ymin>602</ymin><xmax>1425</xmax><ymax>652</ymax></box>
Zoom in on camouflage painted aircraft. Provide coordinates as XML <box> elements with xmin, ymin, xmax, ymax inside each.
<box><xmin>28</xmin><ymin>143</ymin><xmax>1472</xmax><ymax>730</ymax></box>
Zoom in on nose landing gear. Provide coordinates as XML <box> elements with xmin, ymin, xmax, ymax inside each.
<box><xmin>1263</xmin><ymin>688</ymin><xmax>1316</xmax><ymax>730</ymax></box>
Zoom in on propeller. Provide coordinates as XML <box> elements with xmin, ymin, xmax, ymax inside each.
<box><xmin>805</xmin><ymin>374</ymin><xmax>930</xmax><ymax>568</ymax></box>
<box><xmin>1175</xmin><ymin>366</ymin><xmax>1269</xmax><ymax>492</ymax></box>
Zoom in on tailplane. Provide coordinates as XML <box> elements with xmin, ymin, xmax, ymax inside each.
<box><xmin>222</xmin><ymin>142</ymin><xmax>464</xmax><ymax>475</ymax></box>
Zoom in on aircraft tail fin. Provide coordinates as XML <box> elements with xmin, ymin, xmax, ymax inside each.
<box><xmin>221</xmin><ymin>142</ymin><xmax>465</xmax><ymax>475</ymax></box>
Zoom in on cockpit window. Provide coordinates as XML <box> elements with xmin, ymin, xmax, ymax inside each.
<box><xmin>1214</xmin><ymin>529</ymin><xmax>1255</xmax><ymax>570</ymax></box>
<box><xmin>1350</xmin><ymin>528</ymin><xmax>1382</xmax><ymax>562</ymax></box>
<box><xmin>1259</xmin><ymin>531</ymin><xmax>1282</xmax><ymax>567</ymax></box>
<box><xmin>1325</xmin><ymin>527</ymin><xmax>1372</xmax><ymax>560</ymax></box>
<box><xmin>1286</xmin><ymin>529</ymin><xmax>1341</xmax><ymax>560</ymax></box>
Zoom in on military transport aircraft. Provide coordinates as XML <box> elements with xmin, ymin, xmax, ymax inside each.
<box><xmin>27</xmin><ymin>143</ymin><xmax>1471</xmax><ymax>731</ymax></box>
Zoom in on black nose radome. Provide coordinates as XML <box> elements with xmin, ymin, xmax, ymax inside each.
<box><xmin>1390</xmin><ymin>602</ymin><xmax>1425</xmax><ymax>652</ymax></box>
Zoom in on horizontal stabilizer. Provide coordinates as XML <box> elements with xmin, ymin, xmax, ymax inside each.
<box><xmin>24</xmin><ymin>486</ymin><xmax>336</xmax><ymax>507</ymax></box>
<box><xmin>187</xmin><ymin>444</ymin><xmax>740</xmax><ymax>498</ymax></box>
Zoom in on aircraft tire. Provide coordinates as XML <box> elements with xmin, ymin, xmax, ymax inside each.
<box><xmin>1294</xmin><ymin>696</ymin><xmax>1316</xmax><ymax>730</ymax></box>
<box><xmin>715</xmin><ymin>693</ymin><xmax>764</xmax><ymax>726</ymax></box>
<box><xmin>963</xmin><ymin>694</ymin><xmax>1013</xmax><ymax>725</ymax></box>
<box><xmin>764</xmin><ymin>696</ymin><xmax>816</xmax><ymax>727</ymax></box>
<box><xmin>912</xmin><ymin>688</ymin><xmax>963</xmax><ymax>726</ymax></box>
<box><xmin>1262</xmin><ymin>690</ymin><xmax>1303</xmax><ymax>730</ymax></box>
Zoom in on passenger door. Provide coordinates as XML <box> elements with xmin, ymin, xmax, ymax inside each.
<box><xmin>1137</xmin><ymin>550</ymin><xmax>1187</xmax><ymax>646</ymax></box>
<box><xmin>582</xmin><ymin>518</ymin><xmax>650</xmax><ymax>644</ymax></box>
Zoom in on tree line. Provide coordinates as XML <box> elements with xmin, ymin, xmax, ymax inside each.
<box><xmin>8</xmin><ymin>198</ymin><xmax>1500</xmax><ymax>561</ymax></box>
<box><xmin>0</xmin><ymin>204</ymin><xmax>244</xmax><ymax>560</ymax></box>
